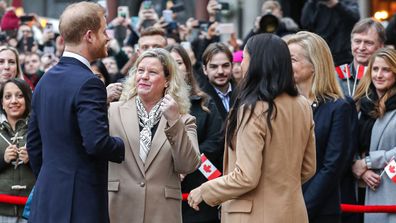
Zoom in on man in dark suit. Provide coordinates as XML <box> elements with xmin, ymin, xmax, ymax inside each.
<box><xmin>200</xmin><ymin>42</ymin><xmax>236</xmax><ymax>120</ymax></box>
<box><xmin>27</xmin><ymin>2</ymin><xmax>125</xmax><ymax>223</ymax></box>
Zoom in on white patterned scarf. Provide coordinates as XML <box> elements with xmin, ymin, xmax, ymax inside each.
<box><xmin>136</xmin><ymin>96</ymin><xmax>162</xmax><ymax>163</ymax></box>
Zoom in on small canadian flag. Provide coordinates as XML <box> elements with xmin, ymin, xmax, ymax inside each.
<box><xmin>384</xmin><ymin>159</ymin><xmax>396</xmax><ymax>183</ymax></box>
<box><xmin>198</xmin><ymin>154</ymin><xmax>221</xmax><ymax>180</ymax></box>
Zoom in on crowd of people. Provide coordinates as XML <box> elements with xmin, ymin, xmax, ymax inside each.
<box><xmin>0</xmin><ymin>0</ymin><xmax>395</xmax><ymax>223</ymax></box>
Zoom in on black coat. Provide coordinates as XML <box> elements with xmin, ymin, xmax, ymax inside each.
<box><xmin>303</xmin><ymin>98</ymin><xmax>356</xmax><ymax>223</ymax></box>
<box><xmin>181</xmin><ymin>96</ymin><xmax>224</xmax><ymax>223</ymax></box>
<box><xmin>300</xmin><ymin>0</ymin><xmax>360</xmax><ymax>66</ymax></box>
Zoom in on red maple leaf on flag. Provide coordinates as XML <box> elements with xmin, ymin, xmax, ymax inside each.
<box><xmin>203</xmin><ymin>164</ymin><xmax>212</xmax><ymax>173</ymax></box>
<box><xmin>390</xmin><ymin>165</ymin><xmax>395</xmax><ymax>174</ymax></box>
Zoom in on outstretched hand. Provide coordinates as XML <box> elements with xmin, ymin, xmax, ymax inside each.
<box><xmin>188</xmin><ymin>187</ymin><xmax>203</xmax><ymax>211</ymax></box>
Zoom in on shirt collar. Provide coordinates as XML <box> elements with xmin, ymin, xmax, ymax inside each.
<box><xmin>62</xmin><ymin>51</ymin><xmax>91</xmax><ymax>70</ymax></box>
<box><xmin>214</xmin><ymin>84</ymin><xmax>232</xmax><ymax>97</ymax></box>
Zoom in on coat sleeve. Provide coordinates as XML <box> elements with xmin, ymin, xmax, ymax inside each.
<box><xmin>27</xmin><ymin>104</ymin><xmax>43</xmax><ymax>178</ymax></box>
<box><xmin>75</xmin><ymin>77</ymin><xmax>125</xmax><ymax>163</ymax></box>
<box><xmin>198</xmin><ymin>99</ymin><xmax>224</xmax><ymax>169</ymax></box>
<box><xmin>165</xmin><ymin>115</ymin><xmax>200</xmax><ymax>174</ymax></box>
<box><xmin>303</xmin><ymin>101</ymin><xmax>351</xmax><ymax>218</ymax></box>
<box><xmin>369</xmin><ymin>147</ymin><xmax>396</xmax><ymax>169</ymax></box>
<box><xmin>301</xmin><ymin>119</ymin><xmax>316</xmax><ymax>184</ymax></box>
<box><xmin>200</xmin><ymin>107</ymin><xmax>266</xmax><ymax>206</ymax></box>
<box><xmin>333</xmin><ymin>0</ymin><xmax>360</xmax><ymax>24</ymax></box>
<box><xmin>300</xmin><ymin>0</ymin><xmax>316</xmax><ymax>30</ymax></box>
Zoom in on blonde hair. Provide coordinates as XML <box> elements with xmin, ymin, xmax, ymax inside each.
<box><xmin>121</xmin><ymin>48</ymin><xmax>191</xmax><ymax>114</ymax></box>
<box><xmin>59</xmin><ymin>2</ymin><xmax>105</xmax><ymax>45</ymax></box>
<box><xmin>286</xmin><ymin>31</ymin><xmax>344</xmax><ymax>102</ymax></box>
<box><xmin>354</xmin><ymin>48</ymin><xmax>396</xmax><ymax>117</ymax></box>
<box><xmin>0</xmin><ymin>46</ymin><xmax>23</xmax><ymax>80</ymax></box>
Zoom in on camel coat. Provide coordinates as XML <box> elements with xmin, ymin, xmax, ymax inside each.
<box><xmin>107</xmin><ymin>98</ymin><xmax>200</xmax><ymax>223</ymax></box>
<box><xmin>200</xmin><ymin>94</ymin><xmax>316</xmax><ymax>223</ymax></box>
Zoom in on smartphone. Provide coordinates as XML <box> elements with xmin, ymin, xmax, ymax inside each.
<box><xmin>162</xmin><ymin>9</ymin><xmax>173</xmax><ymax>23</ymax></box>
<box><xmin>171</xmin><ymin>3</ymin><xmax>185</xmax><ymax>13</ymax></box>
<box><xmin>142</xmin><ymin>0</ymin><xmax>153</xmax><ymax>10</ymax></box>
<box><xmin>199</xmin><ymin>21</ymin><xmax>213</xmax><ymax>32</ymax></box>
<box><xmin>200</xmin><ymin>23</ymin><xmax>209</xmax><ymax>32</ymax></box>
<box><xmin>117</xmin><ymin>6</ymin><xmax>129</xmax><ymax>18</ymax></box>
<box><xmin>180</xmin><ymin>41</ymin><xmax>191</xmax><ymax>50</ymax></box>
<box><xmin>217</xmin><ymin>2</ymin><xmax>230</xmax><ymax>11</ymax></box>
<box><xmin>20</xmin><ymin>15</ymin><xmax>34</xmax><ymax>23</ymax></box>
<box><xmin>216</xmin><ymin>23</ymin><xmax>234</xmax><ymax>34</ymax></box>
<box><xmin>44</xmin><ymin>23</ymin><xmax>54</xmax><ymax>33</ymax></box>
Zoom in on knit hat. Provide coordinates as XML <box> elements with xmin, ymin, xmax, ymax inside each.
<box><xmin>1</xmin><ymin>10</ymin><xmax>19</xmax><ymax>31</ymax></box>
<box><xmin>233</xmin><ymin>50</ymin><xmax>243</xmax><ymax>63</ymax></box>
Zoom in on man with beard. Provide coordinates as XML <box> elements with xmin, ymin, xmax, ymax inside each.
<box><xmin>27</xmin><ymin>2</ymin><xmax>125</xmax><ymax>223</ymax></box>
<box><xmin>201</xmin><ymin>42</ymin><xmax>235</xmax><ymax>120</ymax></box>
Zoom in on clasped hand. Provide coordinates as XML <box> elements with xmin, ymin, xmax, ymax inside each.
<box><xmin>4</xmin><ymin>145</ymin><xmax>29</xmax><ymax>164</ymax></box>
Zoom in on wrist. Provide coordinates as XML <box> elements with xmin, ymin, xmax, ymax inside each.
<box><xmin>365</xmin><ymin>156</ymin><xmax>372</xmax><ymax>169</ymax></box>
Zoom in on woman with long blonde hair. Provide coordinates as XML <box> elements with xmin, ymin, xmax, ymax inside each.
<box><xmin>352</xmin><ymin>48</ymin><xmax>396</xmax><ymax>223</ymax></box>
<box><xmin>287</xmin><ymin>31</ymin><xmax>358</xmax><ymax>223</ymax></box>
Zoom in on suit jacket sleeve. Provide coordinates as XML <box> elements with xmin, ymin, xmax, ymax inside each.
<box><xmin>165</xmin><ymin>115</ymin><xmax>200</xmax><ymax>174</ymax></box>
<box><xmin>27</xmin><ymin>103</ymin><xmax>43</xmax><ymax>178</ymax></box>
<box><xmin>301</xmin><ymin>119</ymin><xmax>316</xmax><ymax>184</ymax></box>
<box><xmin>303</xmin><ymin>101</ymin><xmax>351</xmax><ymax>218</ymax></box>
<box><xmin>200</xmin><ymin>107</ymin><xmax>266</xmax><ymax>206</ymax></box>
<box><xmin>75</xmin><ymin>77</ymin><xmax>125</xmax><ymax>163</ymax></box>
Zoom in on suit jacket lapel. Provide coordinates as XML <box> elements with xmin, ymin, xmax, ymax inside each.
<box><xmin>144</xmin><ymin>116</ymin><xmax>167</xmax><ymax>171</ymax></box>
<box><xmin>371</xmin><ymin>110</ymin><xmax>396</xmax><ymax>151</ymax></box>
<box><xmin>119</xmin><ymin>99</ymin><xmax>145</xmax><ymax>175</ymax></box>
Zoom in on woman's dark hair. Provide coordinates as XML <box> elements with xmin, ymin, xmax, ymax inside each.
<box><xmin>91</xmin><ymin>60</ymin><xmax>110</xmax><ymax>86</ymax></box>
<box><xmin>165</xmin><ymin>44</ymin><xmax>210</xmax><ymax>112</ymax></box>
<box><xmin>226</xmin><ymin>33</ymin><xmax>298</xmax><ymax>147</ymax></box>
<box><xmin>0</xmin><ymin>78</ymin><xmax>32</xmax><ymax>119</ymax></box>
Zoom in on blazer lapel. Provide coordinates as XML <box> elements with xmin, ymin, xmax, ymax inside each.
<box><xmin>371</xmin><ymin>110</ymin><xmax>396</xmax><ymax>151</ymax></box>
<box><xmin>119</xmin><ymin>99</ymin><xmax>145</xmax><ymax>175</ymax></box>
<box><xmin>144</xmin><ymin>116</ymin><xmax>167</xmax><ymax>171</ymax></box>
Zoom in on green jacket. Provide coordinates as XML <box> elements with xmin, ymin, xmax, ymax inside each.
<box><xmin>0</xmin><ymin>118</ymin><xmax>35</xmax><ymax>217</ymax></box>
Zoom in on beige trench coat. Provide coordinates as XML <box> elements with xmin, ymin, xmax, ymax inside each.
<box><xmin>200</xmin><ymin>94</ymin><xmax>316</xmax><ymax>223</ymax></box>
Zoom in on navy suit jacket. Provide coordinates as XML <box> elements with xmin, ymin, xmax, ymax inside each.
<box><xmin>27</xmin><ymin>57</ymin><xmax>125</xmax><ymax>223</ymax></box>
<box><xmin>302</xmin><ymin>98</ymin><xmax>356</xmax><ymax>222</ymax></box>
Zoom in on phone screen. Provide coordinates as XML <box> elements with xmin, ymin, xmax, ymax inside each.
<box><xmin>118</xmin><ymin>6</ymin><xmax>129</xmax><ymax>18</ymax></box>
<box><xmin>143</xmin><ymin>1</ymin><xmax>152</xmax><ymax>10</ymax></box>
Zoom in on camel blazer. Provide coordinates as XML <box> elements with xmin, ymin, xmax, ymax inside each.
<box><xmin>107</xmin><ymin>98</ymin><xmax>200</xmax><ymax>223</ymax></box>
<box><xmin>200</xmin><ymin>94</ymin><xmax>316</xmax><ymax>223</ymax></box>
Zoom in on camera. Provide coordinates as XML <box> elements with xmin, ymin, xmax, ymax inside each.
<box><xmin>258</xmin><ymin>12</ymin><xmax>279</xmax><ymax>33</ymax></box>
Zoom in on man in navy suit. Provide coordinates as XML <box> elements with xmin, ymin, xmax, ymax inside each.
<box><xmin>27</xmin><ymin>2</ymin><xmax>125</xmax><ymax>223</ymax></box>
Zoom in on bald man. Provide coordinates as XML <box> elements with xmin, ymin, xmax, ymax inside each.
<box><xmin>27</xmin><ymin>2</ymin><xmax>125</xmax><ymax>223</ymax></box>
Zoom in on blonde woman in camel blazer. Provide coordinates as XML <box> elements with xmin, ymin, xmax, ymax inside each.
<box><xmin>108</xmin><ymin>49</ymin><xmax>200</xmax><ymax>223</ymax></box>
